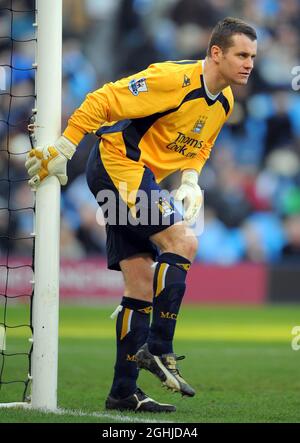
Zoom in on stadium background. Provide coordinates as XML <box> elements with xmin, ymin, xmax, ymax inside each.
<box><xmin>1</xmin><ymin>0</ymin><xmax>300</xmax><ymax>303</ymax></box>
<box><xmin>1</xmin><ymin>0</ymin><xmax>300</xmax><ymax>423</ymax></box>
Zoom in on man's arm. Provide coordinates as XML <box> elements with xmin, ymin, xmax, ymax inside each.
<box><xmin>63</xmin><ymin>62</ymin><xmax>187</xmax><ymax>146</ymax></box>
<box><xmin>25</xmin><ymin>62</ymin><xmax>186</xmax><ymax>187</ymax></box>
<box><xmin>174</xmin><ymin>128</ymin><xmax>220</xmax><ymax>224</ymax></box>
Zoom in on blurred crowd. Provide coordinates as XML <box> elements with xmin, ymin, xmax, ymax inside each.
<box><xmin>1</xmin><ymin>0</ymin><xmax>300</xmax><ymax>265</ymax></box>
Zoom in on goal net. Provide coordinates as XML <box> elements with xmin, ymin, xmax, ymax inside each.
<box><xmin>0</xmin><ymin>0</ymin><xmax>35</xmax><ymax>407</ymax></box>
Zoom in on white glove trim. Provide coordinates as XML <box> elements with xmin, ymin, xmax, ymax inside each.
<box><xmin>54</xmin><ymin>135</ymin><xmax>76</xmax><ymax>160</ymax></box>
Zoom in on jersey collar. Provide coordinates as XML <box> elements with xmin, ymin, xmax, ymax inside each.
<box><xmin>201</xmin><ymin>60</ymin><xmax>220</xmax><ymax>105</ymax></box>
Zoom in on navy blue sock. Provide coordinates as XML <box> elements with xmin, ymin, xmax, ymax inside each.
<box><xmin>109</xmin><ymin>296</ymin><xmax>152</xmax><ymax>399</ymax></box>
<box><xmin>147</xmin><ymin>253</ymin><xmax>191</xmax><ymax>356</ymax></box>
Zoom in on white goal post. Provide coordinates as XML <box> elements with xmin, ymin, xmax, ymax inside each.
<box><xmin>30</xmin><ymin>0</ymin><xmax>62</xmax><ymax>411</ymax></box>
<box><xmin>0</xmin><ymin>0</ymin><xmax>62</xmax><ymax>411</ymax></box>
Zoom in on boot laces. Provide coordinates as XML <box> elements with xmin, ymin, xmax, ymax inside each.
<box><xmin>165</xmin><ymin>354</ymin><xmax>185</xmax><ymax>375</ymax></box>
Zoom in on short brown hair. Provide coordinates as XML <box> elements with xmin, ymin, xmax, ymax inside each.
<box><xmin>207</xmin><ymin>17</ymin><xmax>257</xmax><ymax>57</ymax></box>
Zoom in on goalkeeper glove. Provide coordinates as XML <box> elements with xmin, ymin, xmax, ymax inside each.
<box><xmin>25</xmin><ymin>136</ymin><xmax>76</xmax><ymax>189</ymax></box>
<box><xmin>175</xmin><ymin>169</ymin><xmax>203</xmax><ymax>225</ymax></box>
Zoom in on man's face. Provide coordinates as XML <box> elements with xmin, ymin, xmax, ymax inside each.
<box><xmin>217</xmin><ymin>34</ymin><xmax>257</xmax><ymax>86</ymax></box>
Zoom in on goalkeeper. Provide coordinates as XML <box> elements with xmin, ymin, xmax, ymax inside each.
<box><xmin>25</xmin><ymin>18</ymin><xmax>257</xmax><ymax>413</ymax></box>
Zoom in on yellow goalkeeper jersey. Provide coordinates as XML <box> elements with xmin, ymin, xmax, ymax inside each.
<box><xmin>64</xmin><ymin>60</ymin><xmax>234</xmax><ymax>183</ymax></box>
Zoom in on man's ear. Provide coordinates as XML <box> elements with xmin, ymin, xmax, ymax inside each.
<box><xmin>210</xmin><ymin>45</ymin><xmax>223</xmax><ymax>63</ymax></box>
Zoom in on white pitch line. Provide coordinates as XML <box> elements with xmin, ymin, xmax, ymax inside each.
<box><xmin>52</xmin><ymin>408</ymin><xmax>174</xmax><ymax>424</ymax></box>
<box><xmin>0</xmin><ymin>404</ymin><xmax>174</xmax><ymax>423</ymax></box>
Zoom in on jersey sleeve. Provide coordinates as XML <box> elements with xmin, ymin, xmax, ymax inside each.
<box><xmin>63</xmin><ymin>63</ymin><xmax>186</xmax><ymax>145</ymax></box>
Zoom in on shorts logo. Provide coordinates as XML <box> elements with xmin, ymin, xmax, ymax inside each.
<box><xmin>176</xmin><ymin>263</ymin><xmax>191</xmax><ymax>271</ymax></box>
<box><xmin>138</xmin><ymin>306</ymin><xmax>153</xmax><ymax>314</ymax></box>
<box><xmin>156</xmin><ymin>197</ymin><xmax>175</xmax><ymax>218</ymax></box>
<box><xmin>192</xmin><ymin>116</ymin><xmax>207</xmax><ymax>134</ymax></box>
<box><xmin>128</xmin><ymin>77</ymin><xmax>148</xmax><ymax>96</ymax></box>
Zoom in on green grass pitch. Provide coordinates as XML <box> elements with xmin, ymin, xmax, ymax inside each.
<box><xmin>1</xmin><ymin>303</ymin><xmax>300</xmax><ymax>423</ymax></box>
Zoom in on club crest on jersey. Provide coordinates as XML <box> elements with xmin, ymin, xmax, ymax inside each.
<box><xmin>192</xmin><ymin>116</ymin><xmax>207</xmax><ymax>134</ymax></box>
<box><xmin>128</xmin><ymin>77</ymin><xmax>148</xmax><ymax>96</ymax></box>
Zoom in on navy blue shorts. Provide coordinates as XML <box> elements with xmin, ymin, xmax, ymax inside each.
<box><xmin>86</xmin><ymin>142</ymin><xmax>183</xmax><ymax>271</ymax></box>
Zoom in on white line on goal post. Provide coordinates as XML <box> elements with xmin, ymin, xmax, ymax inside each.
<box><xmin>30</xmin><ymin>0</ymin><xmax>62</xmax><ymax>410</ymax></box>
